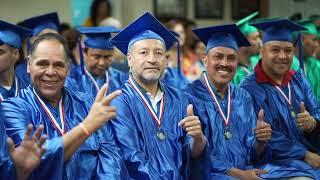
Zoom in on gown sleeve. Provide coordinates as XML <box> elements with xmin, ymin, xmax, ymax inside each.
<box><xmin>94</xmin><ymin>123</ymin><xmax>130</xmax><ymax>180</ymax></box>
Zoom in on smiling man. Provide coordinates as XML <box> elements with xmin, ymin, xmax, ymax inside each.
<box><xmin>241</xmin><ymin>19</ymin><xmax>320</xmax><ymax>174</ymax></box>
<box><xmin>15</xmin><ymin>12</ymin><xmax>61</xmax><ymax>84</ymax></box>
<box><xmin>110</xmin><ymin>12</ymin><xmax>206</xmax><ymax>179</ymax></box>
<box><xmin>184</xmin><ymin>23</ymin><xmax>319</xmax><ymax>179</ymax></box>
<box><xmin>0</xmin><ymin>32</ymin><xmax>129</xmax><ymax>179</ymax></box>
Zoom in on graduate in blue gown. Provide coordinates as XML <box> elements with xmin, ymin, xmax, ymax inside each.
<box><xmin>110</xmin><ymin>12</ymin><xmax>207</xmax><ymax>179</ymax></box>
<box><xmin>16</xmin><ymin>12</ymin><xmax>61</xmax><ymax>84</ymax></box>
<box><xmin>0</xmin><ymin>32</ymin><xmax>129</xmax><ymax>179</ymax></box>
<box><xmin>186</xmin><ymin>23</ymin><xmax>319</xmax><ymax>179</ymax></box>
<box><xmin>71</xmin><ymin>26</ymin><xmax>128</xmax><ymax>97</ymax></box>
<box><xmin>241</xmin><ymin>19</ymin><xmax>320</xmax><ymax>173</ymax></box>
<box><xmin>0</xmin><ymin>20</ymin><xmax>32</xmax><ymax>101</ymax></box>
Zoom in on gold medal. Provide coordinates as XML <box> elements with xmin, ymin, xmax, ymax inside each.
<box><xmin>157</xmin><ymin>131</ymin><xmax>165</xmax><ymax>140</ymax></box>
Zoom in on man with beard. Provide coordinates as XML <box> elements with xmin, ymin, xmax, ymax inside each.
<box><xmin>241</xmin><ymin>19</ymin><xmax>320</xmax><ymax>174</ymax></box>
<box><xmin>110</xmin><ymin>12</ymin><xmax>206</xmax><ymax>179</ymax></box>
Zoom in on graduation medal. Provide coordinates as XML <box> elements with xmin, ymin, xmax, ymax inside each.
<box><xmin>157</xmin><ymin>130</ymin><xmax>166</xmax><ymax>141</ymax></box>
<box><xmin>274</xmin><ymin>82</ymin><xmax>296</xmax><ymax>118</ymax></box>
<box><xmin>291</xmin><ymin>109</ymin><xmax>296</xmax><ymax>118</ymax></box>
<box><xmin>33</xmin><ymin>88</ymin><xmax>66</xmax><ymax>136</ymax></box>
<box><xmin>203</xmin><ymin>73</ymin><xmax>232</xmax><ymax>140</ymax></box>
<box><xmin>224</xmin><ymin>129</ymin><xmax>232</xmax><ymax>139</ymax></box>
<box><xmin>128</xmin><ymin>76</ymin><xmax>166</xmax><ymax>141</ymax></box>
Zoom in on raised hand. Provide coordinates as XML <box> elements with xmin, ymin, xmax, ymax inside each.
<box><xmin>8</xmin><ymin>124</ymin><xmax>47</xmax><ymax>180</ymax></box>
<box><xmin>296</xmin><ymin>102</ymin><xmax>317</xmax><ymax>132</ymax></box>
<box><xmin>83</xmin><ymin>83</ymin><xmax>122</xmax><ymax>134</ymax></box>
<box><xmin>254</xmin><ymin>109</ymin><xmax>272</xmax><ymax>143</ymax></box>
<box><xmin>178</xmin><ymin>104</ymin><xmax>204</xmax><ymax>141</ymax></box>
<box><xmin>179</xmin><ymin>104</ymin><xmax>206</xmax><ymax>158</ymax></box>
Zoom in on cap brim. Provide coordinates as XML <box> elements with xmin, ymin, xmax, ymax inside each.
<box><xmin>0</xmin><ymin>20</ymin><xmax>32</xmax><ymax>39</ymax></box>
<box><xmin>251</xmin><ymin>19</ymin><xmax>307</xmax><ymax>31</ymax></box>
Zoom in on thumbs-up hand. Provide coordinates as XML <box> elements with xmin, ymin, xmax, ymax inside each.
<box><xmin>178</xmin><ymin>104</ymin><xmax>204</xmax><ymax>142</ymax></box>
<box><xmin>254</xmin><ymin>109</ymin><xmax>272</xmax><ymax>143</ymax></box>
<box><xmin>296</xmin><ymin>102</ymin><xmax>317</xmax><ymax>132</ymax></box>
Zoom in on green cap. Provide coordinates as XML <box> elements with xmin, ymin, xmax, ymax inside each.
<box><xmin>236</xmin><ymin>11</ymin><xmax>259</xmax><ymax>36</ymax></box>
<box><xmin>250</xmin><ymin>16</ymin><xmax>283</xmax><ymax>24</ymax></box>
<box><xmin>298</xmin><ymin>18</ymin><xmax>319</xmax><ymax>35</ymax></box>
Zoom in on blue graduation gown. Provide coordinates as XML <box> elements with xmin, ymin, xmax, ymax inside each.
<box><xmin>0</xmin><ymin>86</ymin><xmax>129</xmax><ymax>179</ymax></box>
<box><xmin>241</xmin><ymin>71</ymin><xmax>320</xmax><ymax>178</ymax></box>
<box><xmin>70</xmin><ymin>67</ymin><xmax>128</xmax><ymax>97</ymax></box>
<box><xmin>0</xmin><ymin>119</ymin><xmax>15</xmax><ymax>179</ymax></box>
<box><xmin>68</xmin><ymin>63</ymin><xmax>80</xmax><ymax>80</ymax></box>
<box><xmin>110</xmin><ymin>80</ymin><xmax>192</xmax><ymax>180</ymax></box>
<box><xmin>15</xmin><ymin>60</ymin><xmax>31</xmax><ymax>84</ymax></box>
<box><xmin>0</xmin><ymin>74</ymin><xmax>29</xmax><ymax>100</ymax></box>
<box><xmin>161</xmin><ymin>67</ymin><xmax>189</xmax><ymax>89</ymax></box>
<box><xmin>185</xmin><ymin>78</ymin><xmax>319</xmax><ymax>179</ymax></box>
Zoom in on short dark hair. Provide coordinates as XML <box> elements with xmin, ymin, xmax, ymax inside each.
<box><xmin>28</xmin><ymin>33</ymin><xmax>71</xmax><ymax>65</ymax></box>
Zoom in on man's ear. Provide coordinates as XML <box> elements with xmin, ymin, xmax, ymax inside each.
<box><xmin>203</xmin><ymin>55</ymin><xmax>208</xmax><ymax>69</ymax></box>
<box><xmin>12</xmin><ymin>48</ymin><xmax>20</xmax><ymax>64</ymax></box>
<box><xmin>127</xmin><ymin>53</ymin><xmax>132</xmax><ymax>69</ymax></box>
<box><xmin>259</xmin><ymin>47</ymin><xmax>264</xmax><ymax>59</ymax></box>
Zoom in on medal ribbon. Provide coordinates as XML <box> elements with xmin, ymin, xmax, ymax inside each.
<box><xmin>33</xmin><ymin>88</ymin><xmax>66</xmax><ymax>136</ymax></box>
<box><xmin>0</xmin><ymin>76</ymin><xmax>19</xmax><ymax>102</ymax></box>
<box><xmin>128</xmin><ymin>76</ymin><xmax>165</xmax><ymax>127</ymax></box>
<box><xmin>203</xmin><ymin>73</ymin><xmax>232</xmax><ymax>127</ymax></box>
<box><xmin>274</xmin><ymin>82</ymin><xmax>292</xmax><ymax>107</ymax></box>
<box><xmin>84</xmin><ymin>68</ymin><xmax>109</xmax><ymax>93</ymax></box>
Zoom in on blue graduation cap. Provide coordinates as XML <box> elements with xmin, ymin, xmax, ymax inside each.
<box><xmin>77</xmin><ymin>26</ymin><xmax>121</xmax><ymax>74</ymax></box>
<box><xmin>251</xmin><ymin>19</ymin><xmax>306</xmax><ymax>43</ymax></box>
<box><xmin>251</xmin><ymin>19</ymin><xmax>307</xmax><ymax>71</ymax></box>
<box><xmin>77</xmin><ymin>26</ymin><xmax>120</xmax><ymax>50</ymax></box>
<box><xmin>0</xmin><ymin>20</ymin><xmax>32</xmax><ymax>49</ymax></box>
<box><xmin>110</xmin><ymin>12</ymin><xmax>178</xmax><ymax>55</ymax></box>
<box><xmin>22</xmin><ymin>12</ymin><xmax>60</xmax><ymax>36</ymax></box>
<box><xmin>193</xmin><ymin>24</ymin><xmax>251</xmax><ymax>53</ymax></box>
